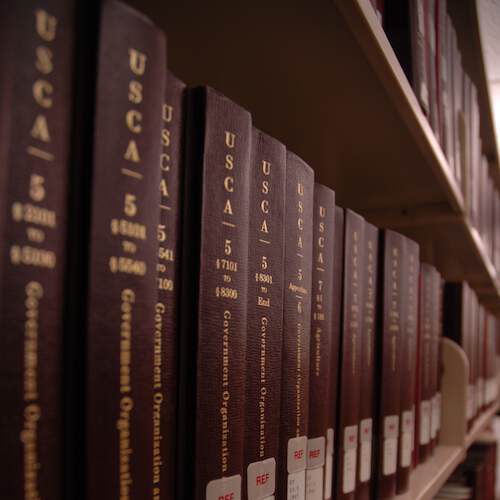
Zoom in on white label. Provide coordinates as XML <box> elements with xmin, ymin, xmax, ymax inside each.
<box><xmin>466</xmin><ymin>385</ymin><xmax>474</xmax><ymax>419</ymax></box>
<box><xmin>324</xmin><ymin>453</ymin><xmax>332</xmax><ymax>500</ymax></box>
<box><xmin>436</xmin><ymin>392</ymin><xmax>442</xmax><ymax>432</ymax></box>
<box><xmin>419</xmin><ymin>400</ymin><xmax>430</xmax><ymax>445</ymax></box>
<box><xmin>359</xmin><ymin>440</ymin><xmax>372</xmax><ymax>483</ymax></box>
<box><xmin>411</xmin><ymin>405</ymin><xmax>415</xmax><ymax>452</ymax></box>
<box><xmin>247</xmin><ymin>458</ymin><xmax>276</xmax><ymax>500</ymax></box>
<box><xmin>342</xmin><ymin>448</ymin><xmax>356</xmax><ymax>494</ymax></box>
<box><xmin>400</xmin><ymin>410</ymin><xmax>413</xmax><ymax>468</ymax></box>
<box><xmin>288</xmin><ymin>436</ymin><xmax>308</xmax><ymax>474</ymax></box>
<box><xmin>306</xmin><ymin>467</ymin><xmax>323</xmax><ymax>500</ymax></box>
<box><xmin>417</xmin><ymin>1</ymin><xmax>425</xmax><ymax>34</ymax></box>
<box><xmin>342</xmin><ymin>425</ymin><xmax>357</xmax><ymax>493</ymax></box>
<box><xmin>206</xmin><ymin>474</ymin><xmax>241</xmax><ymax>500</ymax></box>
<box><xmin>359</xmin><ymin>418</ymin><xmax>372</xmax><ymax>443</ymax></box>
<box><xmin>326</xmin><ymin>428</ymin><xmax>334</xmax><ymax>455</ymax></box>
<box><xmin>288</xmin><ymin>469</ymin><xmax>305</xmax><ymax>500</ymax></box>
<box><xmin>431</xmin><ymin>396</ymin><xmax>438</xmax><ymax>439</ymax></box>
<box><xmin>383</xmin><ymin>415</ymin><xmax>399</xmax><ymax>476</ymax></box>
<box><xmin>307</xmin><ymin>437</ymin><xmax>325</xmax><ymax>469</ymax></box>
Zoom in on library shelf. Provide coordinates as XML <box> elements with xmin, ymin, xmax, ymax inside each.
<box><xmin>128</xmin><ymin>0</ymin><xmax>500</xmax><ymax>308</ymax></box>
<box><xmin>395</xmin><ymin>339</ymin><xmax>499</xmax><ymax>500</ymax></box>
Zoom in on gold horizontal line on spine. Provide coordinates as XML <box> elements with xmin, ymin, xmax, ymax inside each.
<box><xmin>160</xmin><ymin>204</ymin><xmax>171</xmax><ymax>211</ymax></box>
<box><xmin>121</xmin><ymin>168</ymin><xmax>143</xmax><ymax>180</ymax></box>
<box><xmin>259</xmin><ymin>239</ymin><xmax>271</xmax><ymax>245</ymax></box>
<box><xmin>316</xmin><ymin>267</ymin><xmax>325</xmax><ymax>272</ymax></box>
<box><xmin>222</xmin><ymin>221</ymin><xmax>236</xmax><ymax>228</ymax></box>
<box><xmin>295</xmin><ymin>295</ymin><xmax>303</xmax><ymax>300</ymax></box>
<box><xmin>27</xmin><ymin>146</ymin><xmax>54</xmax><ymax>161</ymax></box>
<box><xmin>297</xmin><ymin>253</ymin><xmax>304</xmax><ymax>258</ymax></box>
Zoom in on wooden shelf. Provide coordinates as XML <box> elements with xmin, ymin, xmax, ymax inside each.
<box><xmin>127</xmin><ymin>0</ymin><xmax>500</xmax><ymax>308</ymax></box>
<box><xmin>395</xmin><ymin>340</ymin><xmax>499</xmax><ymax>500</ymax></box>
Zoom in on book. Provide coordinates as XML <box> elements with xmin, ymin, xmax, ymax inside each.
<box><xmin>177</xmin><ymin>86</ymin><xmax>252</xmax><ymax>500</ymax></box>
<box><xmin>277</xmin><ymin>151</ymin><xmax>314</xmax><ymax>500</ymax></box>
<box><xmin>416</xmin><ymin>264</ymin><xmax>435</xmax><ymax>462</ymax></box>
<box><xmin>153</xmin><ymin>71</ymin><xmax>186</xmax><ymax>500</ymax></box>
<box><xmin>325</xmin><ymin>206</ymin><xmax>345</xmax><ymax>500</ymax></box>
<box><xmin>425</xmin><ymin>0</ymin><xmax>440</xmax><ymax>140</ymax></box>
<box><xmin>396</xmin><ymin>237</ymin><xmax>420</xmax><ymax>493</ymax></box>
<box><xmin>306</xmin><ymin>183</ymin><xmax>336</xmax><ymax>500</ymax></box>
<box><xmin>85</xmin><ymin>2</ymin><xmax>166</xmax><ymax>498</ymax></box>
<box><xmin>243</xmin><ymin>129</ymin><xmax>286</xmax><ymax>500</ymax></box>
<box><xmin>374</xmin><ymin>230</ymin><xmax>405</xmax><ymax>499</ymax></box>
<box><xmin>335</xmin><ymin>209</ymin><xmax>365</xmax><ymax>500</ymax></box>
<box><xmin>383</xmin><ymin>0</ymin><xmax>430</xmax><ymax>116</ymax></box>
<box><xmin>0</xmin><ymin>2</ymin><xmax>75</xmax><ymax>498</ymax></box>
<box><xmin>356</xmin><ymin>222</ymin><xmax>378</xmax><ymax>500</ymax></box>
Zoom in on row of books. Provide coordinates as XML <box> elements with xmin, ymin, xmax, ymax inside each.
<box><xmin>435</xmin><ymin>441</ymin><xmax>497</xmax><ymax>500</ymax></box>
<box><xmin>382</xmin><ymin>0</ymin><xmax>500</xmax><ymax>269</ymax></box>
<box><xmin>0</xmin><ymin>2</ymin><xmax>498</xmax><ymax>500</ymax></box>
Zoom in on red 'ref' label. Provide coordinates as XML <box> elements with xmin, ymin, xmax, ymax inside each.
<box><xmin>218</xmin><ymin>494</ymin><xmax>234</xmax><ymax>500</ymax></box>
<box><xmin>309</xmin><ymin>449</ymin><xmax>320</xmax><ymax>459</ymax></box>
<box><xmin>206</xmin><ymin>474</ymin><xmax>241</xmax><ymax>500</ymax></box>
<box><xmin>294</xmin><ymin>450</ymin><xmax>304</xmax><ymax>460</ymax></box>
<box><xmin>255</xmin><ymin>473</ymin><xmax>269</xmax><ymax>485</ymax></box>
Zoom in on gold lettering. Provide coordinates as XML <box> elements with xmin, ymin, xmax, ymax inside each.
<box><xmin>125</xmin><ymin>110</ymin><xmax>142</xmax><ymax>133</ymax></box>
<box><xmin>163</xmin><ymin>104</ymin><xmax>173</xmax><ymax>122</ymax></box>
<box><xmin>35</xmin><ymin>46</ymin><xmax>53</xmax><ymax>74</ymax></box>
<box><xmin>260</xmin><ymin>199</ymin><xmax>269</xmax><ymax>214</ymax></box>
<box><xmin>36</xmin><ymin>10</ymin><xmax>57</xmax><ymax>42</ymax></box>
<box><xmin>260</xmin><ymin>220</ymin><xmax>269</xmax><ymax>234</ymax></box>
<box><xmin>31</xmin><ymin>115</ymin><xmax>50</xmax><ymax>142</ymax></box>
<box><xmin>159</xmin><ymin>178</ymin><xmax>169</xmax><ymax>198</ymax></box>
<box><xmin>225</xmin><ymin>154</ymin><xmax>234</xmax><ymax>170</ymax></box>
<box><xmin>224</xmin><ymin>176</ymin><xmax>234</xmax><ymax>193</ymax></box>
<box><xmin>129</xmin><ymin>48</ymin><xmax>147</xmax><ymax>75</ymax></box>
<box><xmin>262</xmin><ymin>160</ymin><xmax>271</xmax><ymax>175</ymax></box>
<box><xmin>297</xmin><ymin>182</ymin><xmax>304</xmax><ymax>196</ymax></box>
<box><xmin>33</xmin><ymin>80</ymin><xmax>53</xmax><ymax>108</ymax></box>
<box><xmin>225</xmin><ymin>131</ymin><xmax>235</xmax><ymax>148</ymax></box>
<box><xmin>223</xmin><ymin>199</ymin><xmax>233</xmax><ymax>215</ymax></box>
<box><xmin>160</xmin><ymin>153</ymin><xmax>170</xmax><ymax>171</ymax></box>
<box><xmin>262</xmin><ymin>180</ymin><xmax>269</xmax><ymax>195</ymax></box>
<box><xmin>124</xmin><ymin>140</ymin><xmax>140</xmax><ymax>163</ymax></box>
<box><xmin>128</xmin><ymin>80</ymin><xmax>143</xmax><ymax>104</ymax></box>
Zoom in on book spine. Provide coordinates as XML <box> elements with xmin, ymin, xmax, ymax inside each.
<box><xmin>306</xmin><ymin>183</ymin><xmax>336</xmax><ymax>500</ymax></box>
<box><xmin>243</xmin><ymin>129</ymin><xmax>286</xmax><ymax>500</ymax></box>
<box><xmin>153</xmin><ymin>72</ymin><xmax>185</xmax><ymax>500</ymax></box>
<box><xmin>335</xmin><ymin>209</ymin><xmax>365</xmax><ymax>500</ymax></box>
<box><xmin>413</xmin><ymin>0</ymin><xmax>430</xmax><ymax>115</ymax></box>
<box><xmin>0</xmin><ymin>2</ymin><xmax>75</xmax><ymax>499</ymax></box>
<box><xmin>375</xmin><ymin>230</ymin><xmax>404</xmax><ymax>500</ymax></box>
<box><xmin>426</xmin><ymin>0</ymin><xmax>440</xmax><ymax>140</ymax></box>
<box><xmin>277</xmin><ymin>151</ymin><xmax>314</xmax><ymax>500</ymax></box>
<box><xmin>178</xmin><ymin>87</ymin><xmax>252</xmax><ymax>500</ymax></box>
<box><xmin>417</xmin><ymin>265</ymin><xmax>434</xmax><ymax>462</ymax></box>
<box><xmin>396</xmin><ymin>238</ymin><xmax>420</xmax><ymax>493</ymax></box>
<box><xmin>325</xmin><ymin>206</ymin><xmax>345</xmax><ymax>500</ymax></box>
<box><xmin>85</xmin><ymin>2</ymin><xmax>166</xmax><ymax>498</ymax></box>
<box><xmin>355</xmin><ymin>223</ymin><xmax>378</xmax><ymax>500</ymax></box>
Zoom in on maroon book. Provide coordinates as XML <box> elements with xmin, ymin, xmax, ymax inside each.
<box><xmin>85</xmin><ymin>3</ymin><xmax>166</xmax><ymax>498</ymax></box>
<box><xmin>0</xmin><ymin>1</ymin><xmax>75</xmax><ymax>498</ymax></box>
<box><xmin>325</xmin><ymin>206</ymin><xmax>345</xmax><ymax>500</ymax></box>
<box><xmin>425</xmin><ymin>0</ymin><xmax>440</xmax><ymax>140</ymax></box>
<box><xmin>429</xmin><ymin>267</ymin><xmax>441</xmax><ymax>453</ymax></box>
<box><xmin>396</xmin><ymin>237</ymin><xmax>420</xmax><ymax>493</ymax></box>
<box><xmin>153</xmin><ymin>72</ymin><xmax>185</xmax><ymax>500</ymax></box>
<box><xmin>177</xmin><ymin>86</ymin><xmax>252</xmax><ymax>500</ymax></box>
<box><xmin>306</xmin><ymin>183</ymin><xmax>336</xmax><ymax>499</ymax></box>
<box><xmin>356</xmin><ymin>222</ymin><xmax>379</xmax><ymax>500</ymax></box>
<box><xmin>277</xmin><ymin>151</ymin><xmax>314</xmax><ymax>500</ymax></box>
<box><xmin>374</xmin><ymin>230</ymin><xmax>405</xmax><ymax>500</ymax></box>
<box><xmin>335</xmin><ymin>209</ymin><xmax>365</xmax><ymax>500</ymax></box>
<box><xmin>243</xmin><ymin>129</ymin><xmax>286</xmax><ymax>500</ymax></box>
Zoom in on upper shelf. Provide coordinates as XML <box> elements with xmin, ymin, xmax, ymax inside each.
<box><xmin>127</xmin><ymin>0</ymin><xmax>499</xmax><ymax>306</ymax></box>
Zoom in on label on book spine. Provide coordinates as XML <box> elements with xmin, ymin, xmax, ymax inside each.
<box><xmin>342</xmin><ymin>425</ymin><xmax>358</xmax><ymax>494</ymax></box>
<box><xmin>206</xmin><ymin>474</ymin><xmax>242</xmax><ymax>500</ymax></box>
<box><xmin>419</xmin><ymin>400</ymin><xmax>431</xmax><ymax>445</ymax></box>
<box><xmin>359</xmin><ymin>418</ymin><xmax>373</xmax><ymax>482</ymax></box>
<box><xmin>324</xmin><ymin>428</ymin><xmax>334</xmax><ymax>499</ymax></box>
<box><xmin>466</xmin><ymin>385</ymin><xmax>474</xmax><ymax>419</ymax></box>
<box><xmin>288</xmin><ymin>470</ymin><xmax>306</xmax><ymax>500</ymax></box>
<box><xmin>400</xmin><ymin>411</ymin><xmax>413</xmax><ymax>468</ymax></box>
<box><xmin>247</xmin><ymin>458</ymin><xmax>276</xmax><ymax>500</ymax></box>
<box><xmin>306</xmin><ymin>468</ymin><xmax>324</xmax><ymax>500</ymax></box>
<box><xmin>383</xmin><ymin>415</ymin><xmax>399</xmax><ymax>476</ymax></box>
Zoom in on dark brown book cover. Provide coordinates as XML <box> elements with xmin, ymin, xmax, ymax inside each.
<box><xmin>425</xmin><ymin>0</ymin><xmax>440</xmax><ymax>140</ymax></box>
<box><xmin>153</xmin><ymin>72</ymin><xmax>185</xmax><ymax>500</ymax></box>
<box><xmin>383</xmin><ymin>0</ymin><xmax>430</xmax><ymax>115</ymax></box>
<box><xmin>177</xmin><ymin>86</ymin><xmax>251</xmax><ymax>500</ymax></box>
<box><xmin>417</xmin><ymin>264</ymin><xmax>434</xmax><ymax>462</ymax></box>
<box><xmin>277</xmin><ymin>151</ymin><xmax>314</xmax><ymax>500</ymax></box>
<box><xmin>325</xmin><ymin>206</ymin><xmax>345</xmax><ymax>500</ymax></box>
<box><xmin>306</xmin><ymin>183</ymin><xmax>336</xmax><ymax>500</ymax></box>
<box><xmin>374</xmin><ymin>230</ymin><xmax>404</xmax><ymax>500</ymax></box>
<box><xmin>335</xmin><ymin>209</ymin><xmax>365</xmax><ymax>500</ymax></box>
<box><xmin>356</xmin><ymin>222</ymin><xmax>378</xmax><ymax>500</ymax></box>
<box><xmin>243</xmin><ymin>129</ymin><xmax>286</xmax><ymax>500</ymax></box>
<box><xmin>0</xmin><ymin>2</ymin><xmax>75</xmax><ymax>499</ymax></box>
<box><xmin>396</xmin><ymin>237</ymin><xmax>420</xmax><ymax>493</ymax></box>
<box><xmin>429</xmin><ymin>268</ymin><xmax>441</xmax><ymax>453</ymax></box>
<box><xmin>85</xmin><ymin>2</ymin><xmax>166</xmax><ymax>498</ymax></box>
